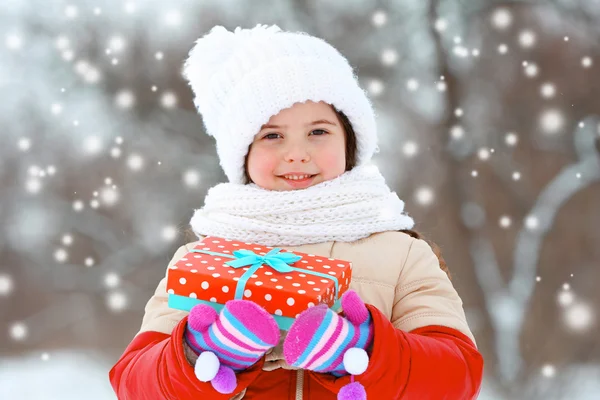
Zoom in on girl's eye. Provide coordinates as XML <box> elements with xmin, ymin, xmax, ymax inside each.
<box><xmin>262</xmin><ymin>130</ymin><xmax>327</xmax><ymax>140</ymax></box>
<box><xmin>263</xmin><ymin>133</ymin><xmax>281</xmax><ymax>140</ymax></box>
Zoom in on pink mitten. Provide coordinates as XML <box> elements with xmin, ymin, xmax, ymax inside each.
<box><xmin>283</xmin><ymin>290</ymin><xmax>373</xmax><ymax>400</ymax></box>
<box><xmin>185</xmin><ymin>300</ymin><xmax>280</xmax><ymax>394</ymax></box>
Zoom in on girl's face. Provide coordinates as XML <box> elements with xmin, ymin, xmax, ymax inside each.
<box><xmin>246</xmin><ymin>101</ymin><xmax>346</xmax><ymax>191</ymax></box>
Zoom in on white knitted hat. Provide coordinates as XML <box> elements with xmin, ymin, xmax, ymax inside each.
<box><xmin>182</xmin><ymin>24</ymin><xmax>378</xmax><ymax>184</ymax></box>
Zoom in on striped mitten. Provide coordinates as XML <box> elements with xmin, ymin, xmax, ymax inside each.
<box><xmin>184</xmin><ymin>300</ymin><xmax>280</xmax><ymax>394</ymax></box>
<box><xmin>283</xmin><ymin>290</ymin><xmax>373</xmax><ymax>400</ymax></box>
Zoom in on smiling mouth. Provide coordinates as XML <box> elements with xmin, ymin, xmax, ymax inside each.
<box><xmin>279</xmin><ymin>174</ymin><xmax>316</xmax><ymax>180</ymax></box>
<box><xmin>278</xmin><ymin>174</ymin><xmax>317</xmax><ymax>188</ymax></box>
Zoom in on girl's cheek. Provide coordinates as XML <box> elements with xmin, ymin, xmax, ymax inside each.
<box><xmin>320</xmin><ymin>144</ymin><xmax>345</xmax><ymax>170</ymax></box>
<box><xmin>254</xmin><ymin>149</ymin><xmax>278</xmax><ymax>172</ymax></box>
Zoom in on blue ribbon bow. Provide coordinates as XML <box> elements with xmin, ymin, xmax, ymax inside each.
<box><xmin>224</xmin><ymin>248</ymin><xmax>302</xmax><ymax>273</ymax></box>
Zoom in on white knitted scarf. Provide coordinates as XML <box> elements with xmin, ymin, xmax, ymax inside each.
<box><xmin>190</xmin><ymin>164</ymin><xmax>414</xmax><ymax>247</ymax></box>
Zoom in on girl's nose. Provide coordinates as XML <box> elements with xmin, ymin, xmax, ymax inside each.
<box><xmin>284</xmin><ymin>145</ymin><xmax>311</xmax><ymax>163</ymax></box>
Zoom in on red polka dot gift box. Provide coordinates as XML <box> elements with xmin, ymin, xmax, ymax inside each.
<box><xmin>166</xmin><ymin>236</ymin><xmax>352</xmax><ymax>330</ymax></box>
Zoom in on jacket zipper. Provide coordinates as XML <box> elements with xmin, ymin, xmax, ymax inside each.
<box><xmin>295</xmin><ymin>369</ymin><xmax>304</xmax><ymax>400</ymax></box>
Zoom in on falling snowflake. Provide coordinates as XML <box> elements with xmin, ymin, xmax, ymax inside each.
<box><xmin>83</xmin><ymin>136</ymin><xmax>103</xmax><ymax>154</ymax></box>
<box><xmin>0</xmin><ymin>274</ymin><xmax>14</xmax><ymax>296</ymax></box>
<box><xmin>9</xmin><ymin>322</ymin><xmax>28</xmax><ymax>341</ymax></box>
<box><xmin>108</xmin><ymin>36</ymin><xmax>126</xmax><ymax>53</ymax></box>
<box><xmin>499</xmin><ymin>216</ymin><xmax>512</xmax><ymax>228</ymax></box>
<box><xmin>72</xmin><ymin>200</ymin><xmax>85</xmax><ymax>211</ymax></box>
<box><xmin>18</xmin><ymin>138</ymin><xmax>31</xmax><ymax>151</ymax></box>
<box><xmin>64</xmin><ymin>5</ymin><xmax>78</xmax><ymax>19</ymax></box>
<box><xmin>51</xmin><ymin>103</ymin><xmax>63</xmax><ymax>115</ymax></box>
<box><xmin>415</xmin><ymin>186</ymin><xmax>434</xmax><ymax>206</ymax></box>
<box><xmin>453</xmin><ymin>46</ymin><xmax>469</xmax><ymax>58</ymax></box>
<box><xmin>55</xmin><ymin>35</ymin><xmax>70</xmax><ymax>50</ymax></box>
<box><xmin>478</xmin><ymin>148</ymin><xmax>491</xmax><ymax>160</ymax></box>
<box><xmin>26</xmin><ymin>178</ymin><xmax>42</xmax><ymax>194</ymax></box>
<box><xmin>402</xmin><ymin>141</ymin><xmax>418</xmax><ymax>157</ymax></box>
<box><xmin>54</xmin><ymin>248</ymin><xmax>69</xmax><ymax>263</ymax></box>
<box><xmin>557</xmin><ymin>290</ymin><xmax>574</xmax><ymax>307</ymax></box>
<box><xmin>491</xmin><ymin>8</ymin><xmax>513</xmax><ymax>30</ymax></box>
<box><xmin>541</xmin><ymin>364</ymin><xmax>556</xmax><ymax>378</ymax></box>
<box><xmin>162</xmin><ymin>226</ymin><xmax>178</xmax><ymax>242</ymax></box>
<box><xmin>100</xmin><ymin>187</ymin><xmax>119</xmax><ymax>206</ymax></box>
<box><xmin>6</xmin><ymin>34</ymin><xmax>23</xmax><ymax>50</ymax></box>
<box><xmin>367</xmin><ymin>79</ymin><xmax>384</xmax><ymax>96</ymax></box>
<box><xmin>450</xmin><ymin>125</ymin><xmax>465</xmax><ymax>139</ymax></box>
<box><xmin>161</xmin><ymin>92</ymin><xmax>178</xmax><ymax>108</ymax></box>
<box><xmin>525</xmin><ymin>215</ymin><xmax>539</xmax><ymax>230</ymax></box>
<box><xmin>581</xmin><ymin>57</ymin><xmax>593</xmax><ymax>68</ymax></box>
<box><xmin>104</xmin><ymin>273</ymin><xmax>121</xmax><ymax>289</ymax></box>
<box><xmin>505</xmin><ymin>132</ymin><xmax>518</xmax><ymax>146</ymax></box>
<box><xmin>107</xmin><ymin>291</ymin><xmax>128</xmax><ymax>312</ymax></box>
<box><xmin>62</xmin><ymin>234</ymin><xmax>73</xmax><ymax>246</ymax></box>
<box><xmin>406</xmin><ymin>78</ymin><xmax>419</xmax><ymax>91</ymax></box>
<box><xmin>540</xmin><ymin>83</ymin><xmax>556</xmax><ymax>99</ymax></box>
<box><xmin>540</xmin><ymin>109</ymin><xmax>564</xmax><ymax>134</ymax></box>
<box><xmin>381</xmin><ymin>49</ymin><xmax>398</xmax><ymax>66</ymax></box>
<box><xmin>372</xmin><ymin>10</ymin><xmax>387</xmax><ymax>26</ymax></box>
<box><xmin>127</xmin><ymin>153</ymin><xmax>144</xmax><ymax>171</ymax></box>
<box><xmin>563</xmin><ymin>302</ymin><xmax>594</xmax><ymax>332</ymax></box>
<box><xmin>518</xmin><ymin>30</ymin><xmax>536</xmax><ymax>48</ymax></box>
<box><xmin>164</xmin><ymin>10</ymin><xmax>182</xmax><ymax>26</ymax></box>
<box><xmin>124</xmin><ymin>2</ymin><xmax>136</xmax><ymax>13</ymax></box>
<box><xmin>115</xmin><ymin>90</ymin><xmax>135</xmax><ymax>109</ymax></box>
<box><xmin>434</xmin><ymin>18</ymin><xmax>448</xmax><ymax>32</ymax></box>
<box><xmin>524</xmin><ymin>63</ymin><xmax>539</xmax><ymax>77</ymax></box>
<box><xmin>183</xmin><ymin>169</ymin><xmax>201</xmax><ymax>187</ymax></box>
<box><xmin>110</xmin><ymin>147</ymin><xmax>122</xmax><ymax>158</ymax></box>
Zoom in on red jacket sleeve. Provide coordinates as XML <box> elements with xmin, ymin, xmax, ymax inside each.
<box><xmin>109</xmin><ymin>316</ymin><xmax>265</xmax><ymax>400</ymax></box>
<box><xmin>307</xmin><ymin>304</ymin><xmax>484</xmax><ymax>399</ymax></box>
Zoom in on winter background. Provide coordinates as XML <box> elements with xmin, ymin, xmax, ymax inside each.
<box><xmin>1</xmin><ymin>0</ymin><xmax>599</xmax><ymax>399</ymax></box>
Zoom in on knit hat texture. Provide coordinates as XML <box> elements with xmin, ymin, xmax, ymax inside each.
<box><xmin>183</xmin><ymin>24</ymin><xmax>378</xmax><ymax>184</ymax></box>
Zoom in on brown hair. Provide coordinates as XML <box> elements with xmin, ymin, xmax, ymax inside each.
<box><xmin>185</xmin><ymin>106</ymin><xmax>451</xmax><ymax>279</ymax></box>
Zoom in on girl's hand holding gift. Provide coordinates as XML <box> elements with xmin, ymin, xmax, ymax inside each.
<box><xmin>284</xmin><ymin>290</ymin><xmax>373</xmax><ymax>400</ymax></box>
<box><xmin>184</xmin><ymin>300</ymin><xmax>280</xmax><ymax>394</ymax></box>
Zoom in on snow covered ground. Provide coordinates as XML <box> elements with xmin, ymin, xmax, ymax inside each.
<box><xmin>2</xmin><ymin>350</ymin><xmax>599</xmax><ymax>399</ymax></box>
<box><xmin>0</xmin><ymin>350</ymin><xmax>116</xmax><ymax>399</ymax></box>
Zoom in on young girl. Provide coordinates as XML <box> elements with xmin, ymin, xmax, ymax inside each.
<box><xmin>110</xmin><ymin>24</ymin><xmax>483</xmax><ymax>399</ymax></box>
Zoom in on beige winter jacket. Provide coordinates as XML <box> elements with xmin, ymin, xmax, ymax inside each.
<box><xmin>138</xmin><ymin>230</ymin><xmax>475</xmax><ymax>346</ymax></box>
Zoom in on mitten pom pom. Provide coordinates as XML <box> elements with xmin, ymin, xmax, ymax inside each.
<box><xmin>211</xmin><ymin>365</ymin><xmax>237</xmax><ymax>394</ymax></box>
<box><xmin>343</xmin><ymin>347</ymin><xmax>369</xmax><ymax>375</ymax></box>
<box><xmin>188</xmin><ymin>304</ymin><xmax>218</xmax><ymax>332</ymax></box>
<box><xmin>194</xmin><ymin>351</ymin><xmax>220</xmax><ymax>382</ymax></box>
<box><xmin>338</xmin><ymin>382</ymin><xmax>367</xmax><ymax>400</ymax></box>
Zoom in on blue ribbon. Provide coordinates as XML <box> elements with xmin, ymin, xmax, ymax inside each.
<box><xmin>190</xmin><ymin>247</ymin><xmax>340</xmax><ymax>301</ymax></box>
